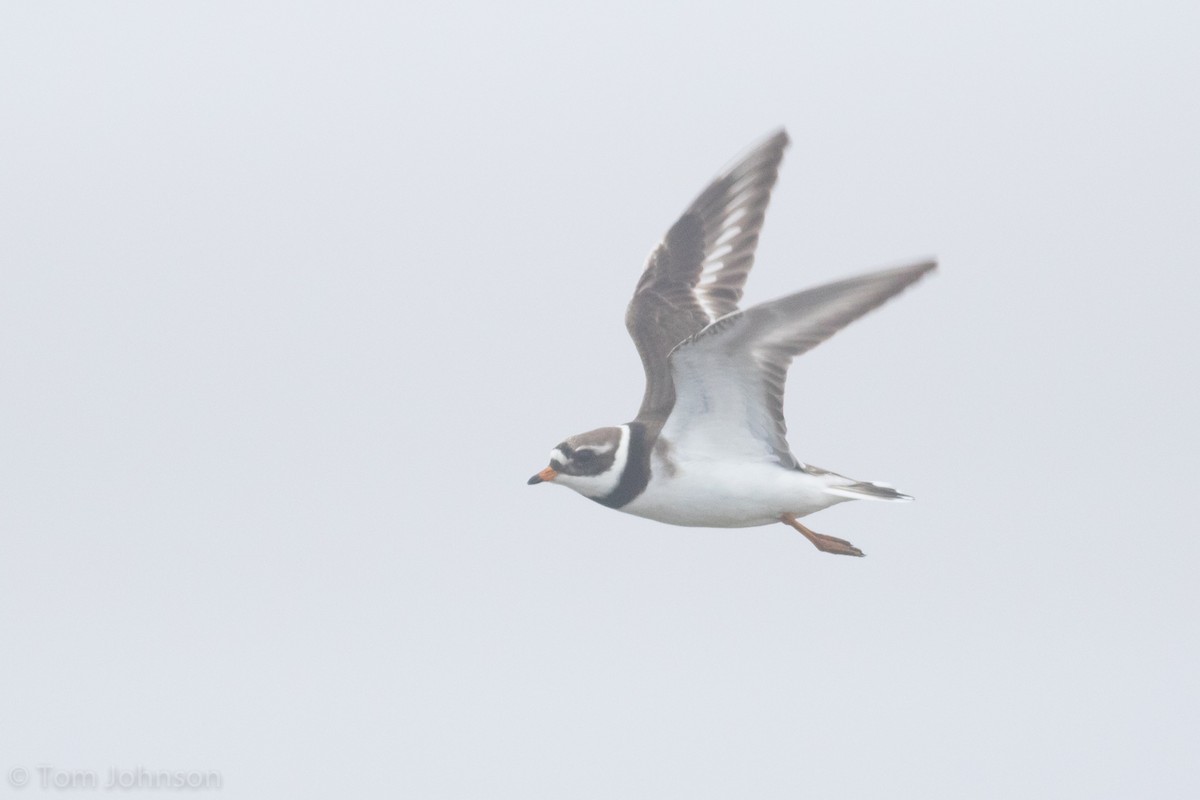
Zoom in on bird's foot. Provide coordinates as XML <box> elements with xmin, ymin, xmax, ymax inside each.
<box><xmin>780</xmin><ymin>514</ymin><xmax>865</xmax><ymax>557</ymax></box>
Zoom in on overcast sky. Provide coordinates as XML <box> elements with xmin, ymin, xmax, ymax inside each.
<box><xmin>2</xmin><ymin>2</ymin><xmax>1198</xmax><ymax>798</ymax></box>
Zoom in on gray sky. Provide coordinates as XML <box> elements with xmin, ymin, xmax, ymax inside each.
<box><xmin>2</xmin><ymin>2</ymin><xmax>1198</xmax><ymax>798</ymax></box>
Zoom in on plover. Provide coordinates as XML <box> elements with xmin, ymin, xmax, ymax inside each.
<box><xmin>528</xmin><ymin>130</ymin><xmax>934</xmax><ymax>556</ymax></box>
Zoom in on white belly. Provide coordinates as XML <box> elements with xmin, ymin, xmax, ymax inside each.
<box><xmin>619</xmin><ymin>455</ymin><xmax>849</xmax><ymax>528</ymax></box>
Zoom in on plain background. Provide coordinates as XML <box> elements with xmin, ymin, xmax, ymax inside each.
<box><xmin>2</xmin><ymin>2</ymin><xmax>1198</xmax><ymax>798</ymax></box>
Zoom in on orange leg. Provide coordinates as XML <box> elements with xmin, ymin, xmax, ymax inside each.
<box><xmin>780</xmin><ymin>513</ymin><xmax>864</xmax><ymax>557</ymax></box>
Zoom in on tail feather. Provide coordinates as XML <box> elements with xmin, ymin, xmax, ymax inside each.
<box><xmin>826</xmin><ymin>480</ymin><xmax>913</xmax><ymax>502</ymax></box>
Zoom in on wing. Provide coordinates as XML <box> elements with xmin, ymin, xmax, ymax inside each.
<box><xmin>661</xmin><ymin>260</ymin><xmax>936</xmax><ymax>467</ymax></box>
<box><xmin>626</xmin><ymin>129</ymin><xmax>790</xmax><ymax>423</ymax></box>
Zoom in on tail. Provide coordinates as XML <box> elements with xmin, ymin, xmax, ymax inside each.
<box><xmin>825</xmin><ymin>479</ymin><xmax>913</xmax><ymax>503</ymax></box>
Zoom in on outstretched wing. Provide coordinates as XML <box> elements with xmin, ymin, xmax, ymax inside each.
<box><xmin>661</xmin><ymin>260</ymin><xmax>936</xmax><ymax>467</ymax></box>
<box><xmin>626</xmin><ymin>130</ymin><xmax>790</xmax><ymax>423</ymax></box>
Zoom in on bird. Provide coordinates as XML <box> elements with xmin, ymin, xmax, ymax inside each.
<box><xmin>527</xmin><ymin>129</ymin><xmax>934</xmax><ymax>557</ymax></box>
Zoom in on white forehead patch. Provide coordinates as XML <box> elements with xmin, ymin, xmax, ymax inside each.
<box><xmin>549</xmin><ymin>448</ymin><xmax>567</xmax><ymax>466</ymax></box>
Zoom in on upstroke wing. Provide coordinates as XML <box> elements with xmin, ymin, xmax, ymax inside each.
<box><xmin>626</xmin><ymin>130</ymin><xmax>790</xmax><ymax>423</ymax></box>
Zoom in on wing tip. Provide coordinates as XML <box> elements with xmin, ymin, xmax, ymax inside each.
<box><xmin>879</xmin><ymin>257</ymin><xmax>939</xmax><ymax>287</ymax></box>
<box><xmin>762</xmin><ymin>126</ymin><xmax>790</xmax><ymax>150</ymax></box>
<box><xmin>720</xmin><ymin>128</ymin><xmax>790</xmax><ymax>182</ymax></box>
<box><xmin>902</xmin><ymin>257</ymin><xmax>939</xmax><ymax>275</ymax></box>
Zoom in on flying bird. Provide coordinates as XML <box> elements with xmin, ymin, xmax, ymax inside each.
<box><xmin>528</xmin><ymin>130</ymin><xmax>934</xmax><ymax>556</ymax></box>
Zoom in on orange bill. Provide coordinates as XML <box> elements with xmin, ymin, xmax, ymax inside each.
<box><xmin>527</xmin><ymin>467</ymin><xmax>558</xmax><ymax>485</ymax></box>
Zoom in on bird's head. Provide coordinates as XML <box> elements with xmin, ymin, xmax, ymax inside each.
<box><xmin>527</xmin><ymin>426</ymin><xmax>628</xmax><ymax>499</ymax></box>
